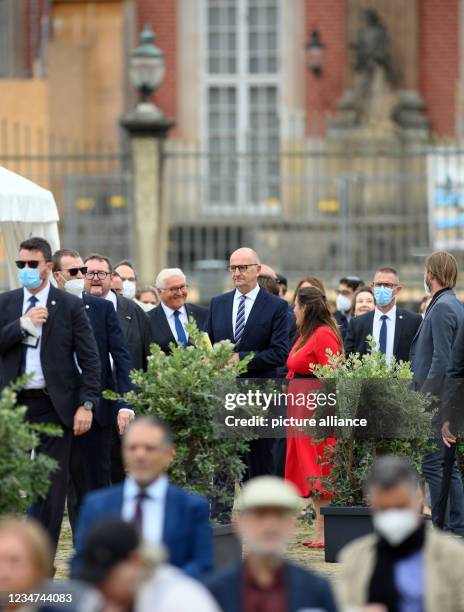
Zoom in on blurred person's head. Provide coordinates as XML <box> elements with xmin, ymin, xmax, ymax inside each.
<box><xmin>155</xmin><ymin>268</ymin><xmax>188</xmax><ymax>311</ymax></box>
<box><xmin>0</xmin><ymin>518</ymin><xmax>52</xmax><ymax>599</ymax></box>
<box><xmin>17</xmin><ymin>237</ymin><xmax>53</xmax><ymax>294</ymax></box>
<box><xmin>229</xmin><ymin>248</ymin><xmax>261</xmax><ymax>294</ymax></box>
<box><xmin>52</xmin><ymin>248</ymin><xmax>86</xmax><ymax>296</ymax></box>
<box><xmin>135</xmin><ymin>286</ymin><xmax>159</xmax><ymax>312</ymax></box>
<box><xmin>111</xmin><ymin>272</ymin><xmax>124</xmax><ymax>296</ymax></box>
<box><xmin>294</xmin><ymin>287</ymin><xmax>342</xmax><ymax>350</ymax></box>
<box><xmin>258</xmin><ymin>274</ymin><xmax>280</xmax><ymax>296</ymax></box>
<box><xmin>259</xmin><ymin>264</ymin><xmax>277</xmax><ymax>279</ymax></box>
<box><xmin>122</xmin><ymin>416</ymin><xmax>174</xmax><ymax>488</ymax></box>
<box><xmin>336</xmin><ymin>276</ymin><xmax>363</xmax><ymax>314</ymax></box>
<box><xmin>276</xmin><ymin>274</ymin><xmax>287</xmax><ymax>298</ymax></box>
<box><xmin>292</xmin><ymin>277</ymin><xmax>326</xmax><ymax>303</ymax></box>
<box><xmin>419</xmin><ymin>294</ymin><xmax>432</xmax><ymax>316</ymax></box>
<box><xmin>371</xmin><ymin>267</ymin><xmax>401</xmax><ymax>312</ymax></box>
<box><xmin>234</xmin><ymin>477</ymin><xmax>302</xmax><ymax>560</ymax></box>
<box><xmin>366</xmin><ymin>455</ymin><xmax>422</xmax><ymax>547</ymax></box>
<box><xmin>351</xmin><ymin>285</ymin><xmax>375</xmax><ymax>317</ymax></box>
<box><xmin>114</xmin><ymin>260</ymin><xmax>137</xmax><ymax>300</ymax></box>
<box><xmin>424</xmin><ymin>251</ymin><xmax>458</xmax><ymax>295</ymax></box>
<box><xmin>84</xmin><ymin>254</ymin><xmax>113</xmax><ymax>298</ymax></box>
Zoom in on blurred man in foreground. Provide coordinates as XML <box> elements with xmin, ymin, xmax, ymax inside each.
<box><xmin>206</xmin><ymin>476</ymin><xmax>337</xmax><ymax>612</ymax></box>
<box><xmin>337</xmin><ymin>455</ymin><xmax>464</xmax><ymax>612</ymax></box>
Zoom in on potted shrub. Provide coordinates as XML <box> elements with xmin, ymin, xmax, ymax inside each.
<box><xmin>107</xmin><ymin>322</ymin><xmax>253</xmax><ymax>567</ymax></box>
<box><xmin>0</xmin><ymin>383</ymin><xmax>59</xmax><ymax>515</ymax></box>
<box><xmin>307</xmin><ymin>346</ymin><xmax>433</xmax><ymax>562</ymax></box>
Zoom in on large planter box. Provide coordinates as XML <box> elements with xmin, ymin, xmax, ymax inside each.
<box><xmin>321</xmin><ymin>506</ymin><xmax>373</xmax><ymax>563</ymax></box>
<box><xmin>213</xmin><ymin>524</ymin><xmax>242</xmax><ymax>569</ymax></box>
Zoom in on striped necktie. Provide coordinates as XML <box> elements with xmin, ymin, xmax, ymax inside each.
<box><xmin>234</xmin><ymin>295</ymin><xmax>246</xmax><ymax>345</ymax></box>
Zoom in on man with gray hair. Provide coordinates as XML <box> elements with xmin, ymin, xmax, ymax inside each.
<box><xmin>337</xmin><ymin>455</ymin><xmax>464</xmax><ymax>612</ymax></box>
<box><xmin>147</xmin><ymin>268</ymin><xmax>207</xmax><ymax>354</ymax></box>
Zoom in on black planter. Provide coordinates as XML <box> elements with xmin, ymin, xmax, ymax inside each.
<box><xmin>321</xmin><ymin>506</ymin><xmax>373</xmax><ymax>563</ymax></box>
<box><xmin>213</xmin><ymin>524</ymin><xmax>242</xmax><ymax>569</ymax></box>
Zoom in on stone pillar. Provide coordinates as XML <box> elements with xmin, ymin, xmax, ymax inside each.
<box><xmin>120</xmin><ymin>110</ymin><xmax>174</xmax><ymax>285</ymax></box>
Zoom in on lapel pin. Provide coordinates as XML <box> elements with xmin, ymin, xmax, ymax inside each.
<box><xmin>85</xmin><ymin>304</ymin><xmax>90</xmax><ymax>309</ymax></box>
<box><xmin>399</xmin><ymin>315</ymin><xmax>403</xmax><ymax>319</ymax></box>
<box><xmin>51</xmin><ymin>300</ymin><xmax>56</xmax><ymax>306</ymax></box>
<box><xmin>125</xmin><ymin>315</ymin><xmax>132</xmax><ymax>320</ymax></box>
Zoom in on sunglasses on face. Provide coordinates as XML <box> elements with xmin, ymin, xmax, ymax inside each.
<box><xmin>16</xmin><ymin>260</ymin><xmax>41</xmax><ymax>269</ymax></box>
<box><xmin>60</xmin><ymin>266</ymin><xmax>88</xmax><ymax>277</ymax></box>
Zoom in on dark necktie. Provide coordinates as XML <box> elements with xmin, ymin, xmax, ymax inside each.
<box><xmin>174</xmin><ymin>310</ymin><xmax>188</xmax><ymax>347</ymax></box>
<box><xmin>234</xmin><ymin>295</ymin><xmax>246</xmax><ymax>345</ymax></box>
<box><xmin>133</xmin><ymin>489</ymin><xmax>147</xmax><ymax>532</ymax></box>
<box><xmin>379</xmin><ymin>314</ymin><xmax>388</xmax><ymax>355</ymax></box>
<box><xmin>19</xmin><ymin>295</ymin><xmax>39</xmax><ymax>375</ymax></box>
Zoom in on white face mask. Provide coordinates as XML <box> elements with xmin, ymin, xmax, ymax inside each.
<box><xmin>64</xmin><ymin>278</ymin><xmax>85</xmax><ymax>297</ymax></box>
<box><xmin>336</xmin><ymin>293</ymin><xmax>352</xmax><ymax>313</ymax></box>
<box><xmin>373</xmin><ymin>509</ymin><xmax>418</xmax><ymax>546</ymax></box>
<box><xmin>137</xmin><ymin>300</ymin><xmax>155</xmax><ymax>312</ymax></box>
<box><xmin>122</xmin><ymin>280</ymin><xmax>136</xmax><ymax>300</ymax></box>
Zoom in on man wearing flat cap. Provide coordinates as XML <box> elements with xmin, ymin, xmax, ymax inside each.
<box><xmin>206</xmin><ymin>476</ymin><xmax>337</xmax><ymax>612</ymax></box>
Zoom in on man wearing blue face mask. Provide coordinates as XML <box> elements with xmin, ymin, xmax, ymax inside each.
<box><xmin>345</xmin><ymin>266</ymin><xmax>422</xmax><ymax>363</ymax></box>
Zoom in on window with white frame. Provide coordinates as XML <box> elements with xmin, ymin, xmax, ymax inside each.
<box><xmin>204</xmin><ymin>0</ymin><xmax>280</xmax><ymax>212</ymax></box>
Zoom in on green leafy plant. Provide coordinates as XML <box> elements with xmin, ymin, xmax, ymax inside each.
<box><xmin>106</xmin><ymin>321</ymin><xmax>253</xmax><ymax>516</ymax></box>
<box><xmin>0</xmin><ymin>382</ymin><xmax>60</xmax><ymax>515</ymax></box>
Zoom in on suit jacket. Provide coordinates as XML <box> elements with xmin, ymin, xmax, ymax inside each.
<box><xmin>335</xmin><ymin>309</ymin><xmax>349</xmax><ymax>339</ymax></box>
<box><xmin>71</xmin><ymin>481</ymin><xmax>213</xmax><ymax>579</ymax></box>
<box><xmin>344</xmin><ymin>307</ymin><xmax>422</xmax><ymax>362</ymax></box>
<box><xmin>206</xmin><ymin>561</ymin><xmax>337</xmax><ymax>612</ymax></box>
<box><xmin>337</xmin><ymin>529</ymin><xmax>464</xmax><ymax>612</ymax></box>
<box><xmin>81</xmin><ymin>293</ymin><xmax>133</xmax><ymax>425</ymax></box>
<box><xmin>0</xmin><ymin>285</ymin><xmax>101</xmax><ymax>428</ymax></box>
<box><xmin>148</xmin><ymin>302</ymin><xmax>208</xmax><ymax>354</ymax></box>
<box><xmin>115</xmin><ymin>293</ymin><xmax>154</xmax><ymax>371</ymax></box>
<box><xmin>205</xmin><ymin>288</ymin><xmax>290</xmax><ymax>378</ymax></box>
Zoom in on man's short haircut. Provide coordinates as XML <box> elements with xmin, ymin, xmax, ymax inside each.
<box><xmin>123</xmin><ymin>415</ymin><xmax>173</xmax><ymax>447</ymax></box>
<box><xmin>426</xmin><ymin>251</ymin><xmax>458</xmax><ymax>289</ymax></box>
<box><xmin>136</xmin><ymin>285</ymin><xmax>158</xmax><ymax>300</ymax></box>
<box><xmin>375</xmin><ymin>266</ymin><xmax>399</xmax><ymax>281</ymax></box>
<box><xmin>276</xmin><ymin>274</ymin><xmax>288</xmax><ymax>288</ymax></box>
<box><xmin>19</xmin><ymin>237</ymin><xmax>52</xmax><ymax>262</ymax></box>
<box><xmin>258</xmin><ymin>274</ymin><xmax>280</xmax><ymax>296</ymax></box>
<box><xmin>115</xmin><ymin>260</ymin><xmax>137</xmax><ymax>275</ymax></box>
<box><xmin>155</xmin><ymin>268</ymin><xmax>186</xmax><ymax>289</ymax></box>
<box><xmin>339</xmin><ymin>276</ymin><xmax>364</xmax><ymax>292</ymax></box>
<box><xmin>84</xmin><ymin>253</ymin><xmax>113</xmax><ymax>273</ymax></box>
<box><xmin>52</xmin><ymin>248</ymin><xmax>81</xmax><ymax>273</ymax></box>
<box><xmin>365</xmin><ymin>455</ymin><xmax>420</xmax><ymax>495</ymax></box>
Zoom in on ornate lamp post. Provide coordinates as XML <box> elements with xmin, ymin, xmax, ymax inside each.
<box><xmin>129</xmin><ymin>24</ymin><xmax>166</xmax><ymax>115</ymax></box>
<box><xmin>305</xmin><ymin>29</ymin><xmax>326</xmax><ymax>77</ymax></box>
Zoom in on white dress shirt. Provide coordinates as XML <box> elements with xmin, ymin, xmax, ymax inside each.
<box><xmin>121</xmin><ymin>475</ymin><xmax>169</xmax><ymax>546</ymax></box>
<box><xmin>161</xmin><ymin>302</ymin><xmax>189</xmax><ymax>343</ymax></box>
<box><xmin>22</xmin><ymin>283</ymin><xmax>50</xmax><ymax>389</ymax></box>
<box><xmin>105</xmin><ymin>289</ymin><xmax>118</xmax><ymax>311</ymax></box>
<box><xmin>372</xmin><ymin>305</ymin><xmax>396</xmax><ymax>364</ymax></box>
<box><xmin>232</xmin><ymin>285</ymin><xmax>260</xmax><ymax>337</ymax></box>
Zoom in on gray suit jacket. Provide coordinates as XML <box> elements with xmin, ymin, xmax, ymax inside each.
<box><xmin>410</xmin><ymin>289</ymin><xmax>464</xmax><ymax>393</ymax></box>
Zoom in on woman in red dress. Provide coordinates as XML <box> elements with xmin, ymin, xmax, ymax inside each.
<box><xmin>285</xmin><ymin>286</ymin><xmax>342</xmax><ymax>547</ymax></box>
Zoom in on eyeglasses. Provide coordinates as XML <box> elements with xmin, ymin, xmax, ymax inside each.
<box><xmin>160</xmin><ymin>285</ymin><xmax>188</xmax><ymax>293</ymax></box>
<box><xmin>61</xmin><ymin>266</ymin><xmax>88</xmax><ymax>277</ymax></box>
<box><xmin>85</xmin><ymin>270</ymin><xmax>110</xmax><ymax>280</ymax></box>
<box><xmin>16</xmin><ymin>260</ymin><xmax>40</xmax><ymax>269</ymax></box>
<box><xmin>373</xmin><ymin>282</ymin><xmax>397</xmax><ymax>289</ymax></box>
<box><xmin>228</xmin><ymin>264</ymin><xmax>259</xmax><ymax>273</ymax></box>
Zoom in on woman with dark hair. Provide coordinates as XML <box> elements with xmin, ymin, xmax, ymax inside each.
<box><xmin>292</xmin><ymin>277</ymin><xmax>326</xmax><ymax>303</ymax></box>
<box><xmin>285</xmin><ymin>287</ymin><xmax>342</xmax><ymax>548</ymax></box>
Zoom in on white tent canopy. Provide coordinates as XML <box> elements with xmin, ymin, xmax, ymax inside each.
<box><xmin>0</xmin><ymin>166</ymin><xmax>60</xmax><ymax>289</ymax></box>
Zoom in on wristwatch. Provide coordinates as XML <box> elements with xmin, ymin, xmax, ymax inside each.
<box><xmin>83</xmin><ymin>400</ymin><xmax>94</xmax><ymax>411</ymax></box>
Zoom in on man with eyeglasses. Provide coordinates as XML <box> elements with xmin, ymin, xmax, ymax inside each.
<box><xmin>52</xmin><ymin>248</ymin><xmax>134</xmax><ymax>536</ymax></box>
<box><xmin>147</xmin><ymin>268</ymin><xmax>207</xmax><ymax>354</ymax></box>
<box><xmin>344</xmin><ymin>266</ymin><xmax>421</xmax><ymax>363</ymax></box>
<box><xmin>0</xmin><ymin>237</ymin><xmax>101</xmax><ymax>558</ymax></box>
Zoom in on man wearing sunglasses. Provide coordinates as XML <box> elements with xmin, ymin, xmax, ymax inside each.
<box><xmin>0</xmin><ymin>237</ymin><xmax>101</xmax><ymax>558</ymax></box>
<box><xmin>52</xmin><ymin>248</ymin><xmax>134</xmax><ymax>538</ymax></box>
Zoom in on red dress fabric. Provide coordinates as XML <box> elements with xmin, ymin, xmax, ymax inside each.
<box><xmin>284</xmin><ymin>326</ymin><xmax>341</xmax><ymax>498</ymax></box>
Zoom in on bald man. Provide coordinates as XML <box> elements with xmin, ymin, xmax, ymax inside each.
<box><xmin>206</xmin><ymin>248</ymin><xmax>289</xmax><ymax>480</ymax></box>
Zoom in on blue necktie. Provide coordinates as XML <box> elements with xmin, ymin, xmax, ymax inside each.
<box><xmin>379</xmin><ymin>314</ymin><xmax>388</xmax><ymax>354</ymax></box>
<box><xmin>174</xmin><ymin>310</ymin><xmax>188</xmax><ymax>347</ymax></box>
<box><xmin>234</xmin><ymin>295</ymin><xmax>246</xmax><ymax>345</ymax></box>
<box><xmin>20</xmin><ymin>296</ymin><xmax>39</xmax><ymax>375</ymax></box>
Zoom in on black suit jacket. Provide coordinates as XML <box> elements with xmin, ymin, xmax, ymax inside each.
<box><xmin>344</xmin><ymin>307</ymin><xmax>422</xmax><ymax>362</ymax></box>
<box><xmin>0</xmin><ymin>285</ymin><xmax>101</xmax><ymax>428</ymax></box>
<box><xmin>81</xmin><ymin>293</ymin><xmax>133</xmax><ymax>425</ymax></box>
<box><xmin>205</xmin><ymin>287</ymin><xmax>289</xmax><ymax>377</ymax></box>
<box><xmin>115</xmin><ymin>293</ymin><xmax>154</xmax><ymax>371</ymax></box>
<box><xmin>147</xmin><ymin>302</ymin><xmax>208</xmax><ymax>354</ymax></box>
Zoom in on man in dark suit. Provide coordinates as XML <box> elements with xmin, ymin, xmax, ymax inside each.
<box><xmin>334</xmin><ymin>275</ymin><xmax>364</xmax><ymax>339</ymax></box>
<box><xmin>345</xmin><ymin>266</ymin><xmax>422</xmax><ymax>362</ymax></box>
<box><xmin>148</xmin><ymin>267</ymin><xmax>207</xmax><ymax>353</ymax></box>
<box><xmin>72</xmin><ymin>416</ymin><xmax>213</xmax><ymax>580</ymax></box>
<box><xmin>206</xmin><ymin>476</ymin><xmax>337</xmax><ymax>612</ymax></box>
<box><xmin>206</xmin><ymin>248</ymin><xmax>289</xmax><ymax>480</ymax></box>
<box><xmin>52</xmin><ymin>248</ymin><xmax>135</xmax><ymax>534</ymax></box>
<box><xmin>0</xmin><ymin>237</ymin><xmax>101</xmax><ymax>555</ymax></box>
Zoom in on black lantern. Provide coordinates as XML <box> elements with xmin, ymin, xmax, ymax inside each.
<box><xmin>130</xmin><ymin>24</ymin><xmax>165</xmax><ymax>107</ymax></box>
<box><xmin>305</xmin><ymin>29</ymin><xmax>325</xmax><ymax>77</ymax></box>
